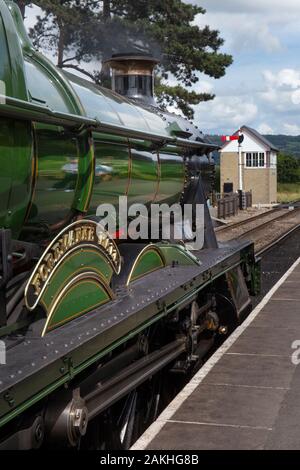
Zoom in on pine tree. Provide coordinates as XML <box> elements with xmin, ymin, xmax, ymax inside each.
<box><xmin>18</xmin><ymin>0</ymin><xmax>233</xmax><ymax>118</ymax></box>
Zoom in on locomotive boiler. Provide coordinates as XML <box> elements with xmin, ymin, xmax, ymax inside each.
<box><xmin>0</xmin><ymin>0</ymin><xmax>258</xmax><ymax>449</ymax></box>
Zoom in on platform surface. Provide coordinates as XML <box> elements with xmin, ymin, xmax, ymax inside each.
<box><xmin>132</xmin><ymin>257</ymin><xmax>300</xmax><ymax>450</ymax></box>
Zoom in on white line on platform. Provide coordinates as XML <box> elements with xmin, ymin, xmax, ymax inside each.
<box><xmin>167</xmin><ymin>419</ymin><xmax>273</xmax><ymax>431</ymax></box>
<box><xmin>271</xmin><ymin>297</ymin><xmax>299</xmax><ymax>301</ymax></box>
<box><xmin>202</xmin><ymin>382</ymin><xmax>290</xmax><ymax>390</ymax></box>
<box><xmin>131</xmin><ymin>256</ymin><xmax>300</xmax><ymax>451</ymax></box>
<box><xmin>226</xmin><ymin>352</ymin><xmax>291</xmax><ymax>357</ymax></box>
<box><xmin>272</xmin><ymin>297</ymin><xmax>295</xmax><ymax>302</ymax></box>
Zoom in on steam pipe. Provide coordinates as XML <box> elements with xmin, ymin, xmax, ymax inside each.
<box><xmin>0</xmin><ymin>98</ymin><xmax>219</xmax><ymax>151</ymax></box>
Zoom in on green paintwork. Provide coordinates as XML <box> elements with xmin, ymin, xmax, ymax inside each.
<box><xmin>0</xmin><ymin>0</ymin><xmax>217</xmax><ymax>238</ymax></box>
<box><xmin>128</xmin><ymin>140</ymin><xmax>158</xmax><ymax>205</ymax></box>
<box><xmin>157</xmin><ymin>146</ymin><xmax>185</xmax><ymax>204</ymax></box>
<box><xmin>73</xmin><ymin>131</ymin><xmax>95</xmax><ymax>213</ymax></box>
<box><xmin>158</xmin><ymin>243</ymin><xmax>200</xmax><ymax>266</ymax></box>
<box><xmin>45</xmin><ymin>277</ymin><xmax>112</xmax><ymax>334</ymax></box>
<box><xmin>40</xmin><ymin>248</ymin><xmax>114</xmax><ymax>313</ymax></box>
<box><xmin>129</xmin><ymin>249</ymin><xmax>165</xmax><ymax>283</ymax></box>
<box><xmin>0</xmin><ymin>1</ymin><xmax>27</xmax><ymax>100</ymax></box>
<box><xmin>24</xmin><ymin>219</ymin><xmax>120</xmax><ymax>320</ymax></box>
<box><xmin>66</xmin><ymin>71</ymin><xmax>171</xmax><ymax>138</ymax></box>
<box><xmin>28</xmin><ymin>123</ymin><xmax>80</xmax><ymax>225</ymax></box>
<box><xmin>127</xmin><ymin>243</ymin><xmax>200</xmax><ymax>284</ymax></box>
<box><xmin>0</xmin><ymin>117</ymin><xmax>33</xmax><ymax>237</ymax></box>
<box><xmin>89</xmin><ymin>136</ymin><xmax>130</xmax><ymax>212</ymax></box>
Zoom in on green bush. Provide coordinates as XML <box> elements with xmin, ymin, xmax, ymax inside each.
<box><xmin>277</xmin><ymin>153</ymin><xmax>300</xmax><ymax>183</ymax></box>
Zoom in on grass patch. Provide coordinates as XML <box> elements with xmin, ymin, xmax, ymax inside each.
<box><xmin>277</xmin><ymin>183</ymin><xmax>300</xmax><ymax>203</ymax></box>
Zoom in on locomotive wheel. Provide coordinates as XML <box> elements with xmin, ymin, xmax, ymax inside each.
<box><xmin>80</xmin><ymin>374</ymin><xmax>165</xmax><ymax>450</ymax></box>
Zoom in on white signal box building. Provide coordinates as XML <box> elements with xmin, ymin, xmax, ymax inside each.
<box><xmin>220</xmin><ymin>125</ymin><xmax>278</xmax><ymax>205</ymax></box>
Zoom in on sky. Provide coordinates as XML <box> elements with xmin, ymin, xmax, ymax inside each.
<box><xmin>24</xmin><ymin>0</ymin><xmax>300</xmax><ymax>135</ymax></box>
<box><xmin>188</xmin><ymin>0</ymin><xmax>300</xmax><ymax>135</ymax></box>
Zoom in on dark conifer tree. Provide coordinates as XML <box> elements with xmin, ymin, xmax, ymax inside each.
<box><xmin>16</xmin><ymin>0</ymin><xmax>233</xmax><ymax>118</ymax></box>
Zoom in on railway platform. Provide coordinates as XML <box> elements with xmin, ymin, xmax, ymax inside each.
<box><xmin>132</xmin><ymin>257</ymin><xmax>300</xmax><ymax>450</ymax></box>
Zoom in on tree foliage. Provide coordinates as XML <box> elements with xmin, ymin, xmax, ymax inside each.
<box><xmin>16</xmin><ymin>0</ymin><xmax>233</xmax><ymax>118</ymax></box>
<box><xmin>277</xmin><ymin>153</ymin><xmax>300</xmax><ymax>183</ymax></box>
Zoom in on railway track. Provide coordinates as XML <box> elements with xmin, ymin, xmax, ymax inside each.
<box><xmin>215</xmin><ymin>206</ymin><xmax>283</xmax><ymax>234</ymax></box>
<box><xmin>216</xmin><ymin>206</ymin><xmax>300</xmax><ymax>254</ymax></box>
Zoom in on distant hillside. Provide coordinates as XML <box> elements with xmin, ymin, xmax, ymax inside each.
<box><xmin>207</xmin><ymin>134</ymin><xmax>300</xmax><ymax>161</ymax></box>
<box><xmin>264</xmin><ymin>135</ymin><xmax>300</xmax><ymax>157</ymax></box>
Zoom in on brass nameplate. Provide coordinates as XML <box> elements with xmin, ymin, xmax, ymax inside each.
<box><xmin>25</xmin><ymin>220</ymin><xmax>121</xmax><ymax>311</ymax></box>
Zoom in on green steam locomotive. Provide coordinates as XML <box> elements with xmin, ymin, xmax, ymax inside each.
<box><xmin>0</xmin><ymin>0</ymin><xmax>258</xmax><ymax>449</ymax></box>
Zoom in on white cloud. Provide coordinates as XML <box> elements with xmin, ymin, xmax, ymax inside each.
<box><xmin>179</xmin><ymin>2</ymin><xmax>300</xmax><ymax>135</ymax></box>
<box><xmin>195</xmin><ymin>11</ymin><xmax>282</xmax><ymax>54</ymax></box>
<box><xmin>231</xmin><ymin>18</ymin><xmax>281</xmax><ymax>53</ymax></box>
<box><xmin>194</xmin><ymin>0</ymin><xmax>300</xmax><ymax>15</ymax></box>
<box><xmin>261</xmin><ymin>68</ymin><xmax>300</xmax><ymax>110</ymax></box>
<box><xmin>283</xmin><ymin>123</ymin><xmax>300</xmax><ymax>135</ymax></box>
<box><xmin>291</xmin><ymin>89</ymin><xmax>300</xmax><ymax>105</ymax></box>
<box><xmin>264</xmin><ymin>69</ymin><xmax>300</xmax><ymax>89</ymax></box>
<box><xmin>257</xmin><ymin>123</ymin><xmax>274</xmax><ymax>134</ymax></box>
<box><xmin>24</xmin><ymin>4</ymin><xmax>43</xmax><ymax>29</ymax></box>
<box><xmin>254</xmin><ymin>25</ymin><xmax>282</xmax><ymax>53</ymax></box>
<box><xmin>193</xmin><ymin>80</ymin><xmax>214</xmax><ymax>94</ymax></box>
<box><xmin>194</xmin><ymin>96</ymin><xmax>257</xmax><ymax>133</ymax></box>
<box><xmin>193</xmin><ymin>65</ymin><xmax>300</xmax><ymax>135</ymax></box>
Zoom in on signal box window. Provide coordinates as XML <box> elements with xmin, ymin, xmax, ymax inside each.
<box><xmin>245</xmin><ymin>152</ymin><xmax>266</xmax><ymax>168</ymax></box>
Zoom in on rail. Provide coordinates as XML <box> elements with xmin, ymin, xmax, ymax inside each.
<box><xmin>216</xmin><ymin>207</ymin><xmax>282</xmax><ymax>234</ymax></box>
<box><xmin>216</xmin><ymin>207</ymin><xmax>300</xmax><ymax>254</ymax></box>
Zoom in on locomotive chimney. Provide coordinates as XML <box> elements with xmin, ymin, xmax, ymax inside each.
<box><xmin>104</xmin><ymin>53</ymin><xmax>159</xmax><ymax>105</ymax></box>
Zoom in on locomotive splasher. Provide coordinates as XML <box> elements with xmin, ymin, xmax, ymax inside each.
<box><xmin>0</xmin><ymin>0</ymin><xmax>259</xmax><ymax>449</ymax></box>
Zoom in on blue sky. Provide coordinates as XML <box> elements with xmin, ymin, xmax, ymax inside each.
<box><xmin>189</xmin><ymin>0</ymin><xmax>300</xmax><ymax>135</ymax></box>
<box><xmin>24</xmin><ymin>0</ymin><xmax>300</xmax><ymax>135</ymax></box>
